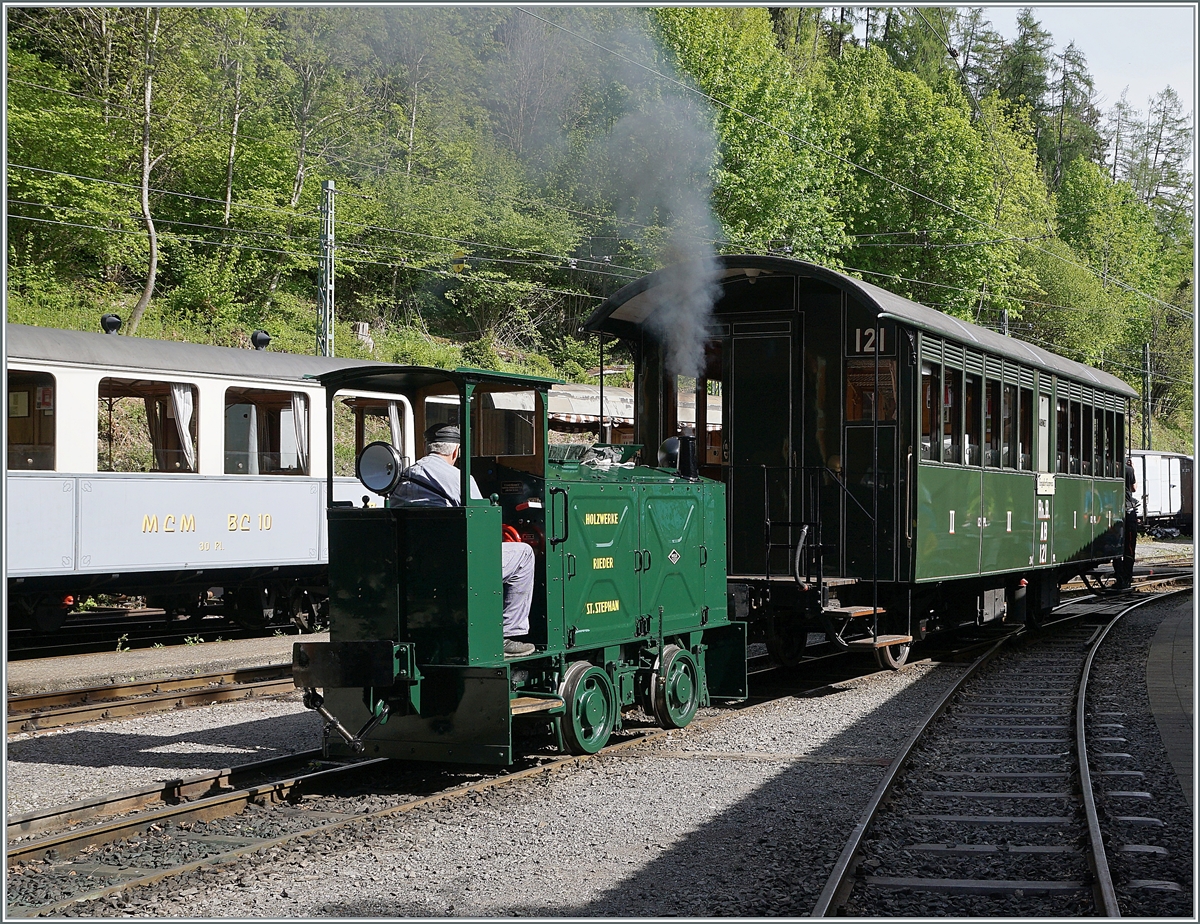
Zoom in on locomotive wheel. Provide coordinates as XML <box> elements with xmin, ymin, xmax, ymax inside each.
<box><xmin>873</xmin><ymin>641</ymin><xmax>911</xmax><ymax>671</ymax></box>
<box><xmin>765</xmin><ymin>614</ymin><xmax>808</xmax><ymax>668</ymax></box>
<box><xmin>651</xmin><ymin>645</ymin><xmax>701</xmax><ymax>730</ymax></box>
<box><xmin>559</xmin><ymin>662</ymin><xmax>617</xmax><ymax>755</ymax></box>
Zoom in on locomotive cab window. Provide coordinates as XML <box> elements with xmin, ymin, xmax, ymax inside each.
<box><xmin>333</xmin><ymin>393</ymin><xmax>412</xmax><ymax>477</ymax></box>
<box><xmin>98</xmin><ymin>378</ymin><xmax>198</xmax><ymax>473</ymax></box>
<box><xmin>225</xmin><ymin>388</ymin><xmax>308</xmax><ymax>475</ymax></box>
<box><xmin>470</xmin><ymin>386</ymin><xmax>540</xmax><ymax>467</ymax></box>
<box><xmin>8</xmin><ymin>371</ymin><xmax>56</xmax><ymax>470</ymax></box>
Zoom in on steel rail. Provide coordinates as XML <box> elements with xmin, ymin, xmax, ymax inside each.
<box><xmin>6</xmin><ymin>755</ymin><xmax>376</xmax><ymax>869</ymax></box>
<box><xmin>1077</xmin><ymin>587</ymin><xmax>1194</xmax><ymax>918</ymax></box>
<box><xmin>7</xmin><ymin>665</ymin><xmax>295</xmax><ymax>735</ymax></box>
<box><xmin>810</xmin><ymin>634</ymin><xmax>1011</xmax><ymax>916</ymax></box>
<box><xmin>6</xmin><ymin>750</ymin><xmax>322</xmax><ymax>843</ymax></box>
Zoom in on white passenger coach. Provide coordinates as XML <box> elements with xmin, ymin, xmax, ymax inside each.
<box><xmin>6</xmin><ymin>323</ymin><xmax>413</xmax><ymax>632</ymax></box>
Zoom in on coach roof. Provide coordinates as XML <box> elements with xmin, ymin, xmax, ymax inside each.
<box><xmin>584</xmin><ymin>256</ymin><xmax>1138</xmax><ymax>399</ymax></box>
<box><xmin>6</xmin><ymin>323</ymin><xmax>378</xmax><ymax>382</ymax></box>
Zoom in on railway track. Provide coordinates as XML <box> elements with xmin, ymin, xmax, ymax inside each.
<box><xmin>5</xmin><ymin>646</ymin><xmax>970</xmax><ymax>917</ymax></box>
<box><xmin>7</xmin><ymin>665</ymin><xmax>295</xmax><ymax>736</ymax></box>
<box><xmin>812</xmin><ymin>587</ymin><xmax>1188</xmax><ymax>917</ymax></box>
<box><xmin>7</xmin><ymin>587</ymin><xmax>1187</xmax><ymax>916</ymax></box>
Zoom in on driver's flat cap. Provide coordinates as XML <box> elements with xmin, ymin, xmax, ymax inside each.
<box><xmin>424</xmin><ymin>423</ymin><xmax>460</xmax><ymax>444</ymax></box>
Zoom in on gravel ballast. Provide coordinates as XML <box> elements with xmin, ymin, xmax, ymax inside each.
<box><xmin>5</xmin><ymin>692</ymin><xmax>322</xmax><ymax>816</ymax></box>
<box><xmin>52</xmin><ymin>659</ymin><xmax>966</xmax><ymax>917</ymax></box>
<box><xmin>1089</xmin><ymin>593</ymin><xmax>1194</xmax><ymax>917</ymax></box>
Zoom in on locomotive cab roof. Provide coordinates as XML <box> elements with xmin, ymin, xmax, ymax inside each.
<box><xmin>584</xmin><ymin>255</ymin><xmax>1137</xmax><ymax>399</ymax></box>
<box><xmin>315</xmin><ymin>364</ymin><xmax>563</xmax><ymax>396</ymax></box>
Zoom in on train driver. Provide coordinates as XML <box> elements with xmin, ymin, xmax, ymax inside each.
<box><xmin>391</xmin><ymin>423</ymin><xmax>536</xmax><ymax>657</ymax></box>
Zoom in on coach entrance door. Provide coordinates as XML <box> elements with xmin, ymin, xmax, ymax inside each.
<box><xmin>725</xmin><ymin>318</ymin><xmax>794</xmax><ymax>577</ymax></box>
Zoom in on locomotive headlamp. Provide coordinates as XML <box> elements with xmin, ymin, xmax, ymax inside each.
<box><xmin>357</xmin><ymin>441</ymin><xmax>404</xmax><ymax>495</ymax></box>
<box><xmin>658</xmin><ymin>437</ymin><xmax>680</xmax><ymax>469</ymax></box>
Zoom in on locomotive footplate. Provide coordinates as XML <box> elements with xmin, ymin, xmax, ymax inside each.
<box><xmin>293</xmin><ymin>640</ymin><xmax>414</xmax><ymax>689</ymax></box>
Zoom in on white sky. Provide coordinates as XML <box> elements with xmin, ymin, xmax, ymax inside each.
<box><xmin>982</xmin><ymin>5</ymin><xmax>1195</xmax><ymax>117</ymax></box>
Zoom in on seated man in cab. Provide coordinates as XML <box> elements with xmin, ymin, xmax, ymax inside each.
<box><xmin>392</xmin><ymin>423</ymin><xmax>536</xmax><ymax>657</ymax></box>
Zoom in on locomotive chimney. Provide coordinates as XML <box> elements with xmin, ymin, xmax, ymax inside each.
<box><xmin>677</xmin><ymin>434</ymin><xmax>699</xmax><ymax>481</ymax></box>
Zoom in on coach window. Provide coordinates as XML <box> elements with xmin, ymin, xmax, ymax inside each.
<box><xmin>1018</xmin><ymin>386</ymin><xmax>1034</xmax><ymax>470</ymax></box>
<box><xmin>1001</xmin><ymin>383</ymin><xmax>1017</xmax><ymax>469</ymax></box>
<box><xmin>942</xmin><ymin>368</ymin><xmax>962</xmax><ymax>463</ymax></box>
<box><xmin>846</xmin><ymin>358</ymin><xmax>897</xmax><ymax>422</ymax></box>
<box><xmin>1056</xmin><ymin>398</ymin><xmax>1069</xmax><ymax>473</ymax></box>
<box><xmin>1082</xmin><ymin>403</ymin><xmax>1096</xmax><ymax>475</ymax></box>
<box><xmin>1037</xmin><ymin>394</ymin><xmax>1051</xmax><ymax>472</ymax></box>
<box><xmin>98</xmin><ymin>378</ymin><xmax>198</xmax><ymax>473</ymax></box>
<box><xmin>984</xmin><ymin>379</ymin><xmax>1001</xmax><ymax>466</ymax></box>
<box><xmin>1068</xmin><ymin>400</ymin><xmax>1083</xmax><ymax>474</ymax></box>
<box><xmin>8</xmin><ymin>371</ymin><xmax>56</xmax><ymax>470</ymax></box>
<box><xmin>920</xmin><ymin>363</ymin><xmax>940</xmax><ymax>461</ymax></box>
<box><xmin>965</xmin><ymin>374</ymin><xmax>982</xmax><ymax>465</ymax></box>
<box><xmin>225</xmin><ymin>388</ymin><xmax>308</xmax><ymax>475</ymax></box>
<box><xmin>1104</xmin><ymin>410</ymin><xmax>1116</xmax><ymax>477</ymax></box>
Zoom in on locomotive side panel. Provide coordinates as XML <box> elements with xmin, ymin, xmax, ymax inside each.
<box><xmin>560</xmin><ymin>484</ymin><xmax>640</xmax><ymax>647</ymax></box>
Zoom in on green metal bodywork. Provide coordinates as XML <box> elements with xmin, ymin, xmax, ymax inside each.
<box><xmin>301</xmin><ymin>365</ymin><xmax>745</xmax><ymax>766</ymax></box>
<box><xmin>914</xmin><ymin>464</ymin><xmax>1124</xmax><ymax>581</ymax></box>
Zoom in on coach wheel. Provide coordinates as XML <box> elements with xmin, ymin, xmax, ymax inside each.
<box><xmin>559</xmin><ymin>662</ymin><xmax>617</xmax><ymax>755</ymax></box>
<box><xmin>765</xmin><ymin>614</ymin><xmax>808</xmax><ymax>668</ymax></box>
<box><xmin>651</xmin><ymin>645</ymin><xmax>701</xmax><ymax>730</ymax></box>
<box><xmin>31</xmin><ymin>596</ymin><xmax>69</xmax><ymax>634</ymax></box>
<box><xmin>289</xmin><ymin>588</ymin><xmax>324</xmax><ymax>633</ymax></box>
<box><xmin>874</xmin><ymin>641</ymin><xmax>911</xmax><ymax>671</ymax></box>
<box><xmin>819</xmin><ymin>610</ymin><xmax>853</xmax><ymax>652</ymax></box>
<box><xmin>229</xmin><ymin>584</ymin><xmax>275</xmax><ymax>631</ymax></box>
<box><xmin>1082</xmin><ymin>568</ymin><xmax>1120</xmax><ymax>594</ymax></box>
<box><xmin>148</xmin><ymin>593</ymin><xmax>199</xmax><ymax>625</ymax></box>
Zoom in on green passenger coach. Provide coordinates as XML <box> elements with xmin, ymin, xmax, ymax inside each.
<box><xmin>294</xmin><ymin>365</ymin><xmax>747</xmax><ymax>765</ymax></box>
<box><xmin>585</xmin><ymin>256</ymin><xmax>1138</xmax><ymax>669</ymax></box>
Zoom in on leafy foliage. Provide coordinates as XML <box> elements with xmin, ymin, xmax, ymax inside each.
<box><xmin>6</xmin><ymin>6</ymin><xmax>1192</xmax><ymax>443</ymax></box>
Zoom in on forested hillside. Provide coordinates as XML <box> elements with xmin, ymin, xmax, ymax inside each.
<box><xmin>6</xmin><ymin>7</ymin><xmax>1193</xmax><ymax>448</ymax></box>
